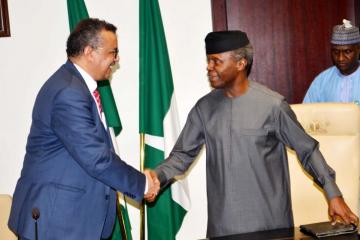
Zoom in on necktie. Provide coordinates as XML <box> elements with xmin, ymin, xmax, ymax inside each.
<box><xmin>93</xmin><ymin>89</ymin><xmax>103</xmax><ymax>114</ymax></box>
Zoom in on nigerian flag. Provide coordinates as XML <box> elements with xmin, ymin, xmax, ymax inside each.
<box><xmin>139</xmin><ymin>0</ymin><xmax>190</xmax><ymax>239</ymax></box>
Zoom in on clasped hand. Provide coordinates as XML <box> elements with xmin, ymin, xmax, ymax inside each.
<box><xmin>144</xmin><ymin>169</ymin><xmax>160</xmax><ymax>202</ymax></box>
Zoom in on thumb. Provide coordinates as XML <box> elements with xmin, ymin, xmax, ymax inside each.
<box><xmin>329</xmin><ymin>208</ymin><xmax>336</xmax><ymax>225</ymax></box>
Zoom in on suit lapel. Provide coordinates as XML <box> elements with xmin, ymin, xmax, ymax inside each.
<box><xmin>63</xmin><ymin>60</ymin><xmax>113</xmax><ymax>148</ymax></box>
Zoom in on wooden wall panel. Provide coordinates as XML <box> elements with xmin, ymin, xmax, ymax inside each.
<box><xmin>211</xmin><ymin>0</ymin><xmax>357</xmax><ymax>103</ymax></box>
<box><xmin>211</xmin><ymin>0</ymin><xmax>228</xmax><ymax>30</ymax></box>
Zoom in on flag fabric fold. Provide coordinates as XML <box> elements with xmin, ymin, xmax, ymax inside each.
<box><xmin>139</xmin><ymin>0</ymin><xmax>190</xmax><ymax>239</ymax></box>
<box><xmin>66</xmin><ymin>0</ymin><xmax>89</xmax><ymax>31</ymax></box>
<box><xmin>97</xmin><ymin>80</ymin><xmax>123</xmax><ymax>135</ymax></box>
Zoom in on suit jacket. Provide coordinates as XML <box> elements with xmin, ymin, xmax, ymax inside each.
<box><xmin>8</xmin><ymin>61</ymin><xmax>145</xmax><ymax>240</ymax></box>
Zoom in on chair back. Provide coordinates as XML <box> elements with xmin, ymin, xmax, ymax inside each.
<box><xmin>288</xmin><ymin>103</ymin><xmax>360</xmax><ymax>226</ymax></box>
<box><xmin>0</xmin><ymin>194</ymin><xmax>17</xmax><ymax>239</ymax></box>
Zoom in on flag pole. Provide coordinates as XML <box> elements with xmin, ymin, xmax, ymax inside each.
<box><xmin>116</xmin><ymin>192</ymin><xmax>128</xmax><ymax>240</ymax></box>
<box><xmin>109</xmin><ymin>127</ymin><xmax>128</xmax><ymax>240</ymax></box>
<box><xmin>140</xmin><ymin>133</ymin><xmax>145</xmax><ymax>240</ymax></box>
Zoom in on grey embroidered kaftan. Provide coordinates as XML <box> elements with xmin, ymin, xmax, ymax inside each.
<box><xmin>155</xmin><ymin>81</ymin><xmax>341</xmax><ymax>238</ymax></box>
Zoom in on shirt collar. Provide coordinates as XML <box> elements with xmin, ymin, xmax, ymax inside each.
<box><xmin>73</xmin><ymin>63</ymin><xmax>97</xmax><ymax>93</ymax></box>
<box><xmin>335</xmin><ymin>61</ymin><xmax>360</xmax><ymax>78</ymax></box>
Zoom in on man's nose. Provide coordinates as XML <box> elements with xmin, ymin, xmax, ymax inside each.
<box><xmin>207</xmin><ymin>61</ymin><xmax>214</xmax><ymax>71</ymax></box>
<box><xmin>338</xmin><ymin>51</ymin><xmax>346</xmax><ymax>61</ymax></box>
<box><xmin>115</xmin><ymin>54</ymin><xmax>120</xmax><ymax>62</ymax></box>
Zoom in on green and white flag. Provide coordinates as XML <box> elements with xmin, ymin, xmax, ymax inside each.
<box><xmin>139</xmin><ymin>0</ymin><xmax>190</xmax><ymax>239</ymax></box>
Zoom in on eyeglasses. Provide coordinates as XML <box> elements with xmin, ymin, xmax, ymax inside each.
<box><xmin>109</xmin><ymin>48</ymin><xmax>119</xmax><ymax>59</ymax></box>
<box><xmin>95</xmin><ymin>47</ymin><xmax>119</xmax><ymax>59</ymax></box>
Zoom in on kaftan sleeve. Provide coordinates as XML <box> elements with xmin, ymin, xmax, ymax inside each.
<box><xmin>303</xmin><ymin>79</ymin><xmax>321</xmax><ymax>103</ymax></box>
<box><xmin>155</xmin><ymin>105</ymin><xmax>205</xmax><ymax>185</ymax></box>
<box><xmin>303</xmin><ymin>73</ymin><xmax>327</xmax><ymax>103</ymax></box>
<box><xmin>275</xmin><ymin>100</ymin><xmax>342</xmax><ymax>200</ymax></box>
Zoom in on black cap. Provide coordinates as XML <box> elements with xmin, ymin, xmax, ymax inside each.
<box><xmin>205</xmin><ymin>30</ymin><xmax>250</xmax><ymax>54</ymax></box>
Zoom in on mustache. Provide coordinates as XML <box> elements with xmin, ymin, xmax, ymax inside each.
<box><xmin>110</xmin><ymin>62</ymin><xmax>120</xmax><ymax>72</ymax></box>
<box><xmin>207</xmin><ymin>71</ymin><xmax>219</xmax><ymax>78</ymax></box>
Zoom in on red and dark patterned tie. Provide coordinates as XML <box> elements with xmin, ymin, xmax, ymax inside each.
<box><xmin>93</xmin><ymin>89</ymin><xmax>103</xmax><ymax>114</ymax></box>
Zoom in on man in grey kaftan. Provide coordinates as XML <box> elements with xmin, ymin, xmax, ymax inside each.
<box><xmin>156</xmin><ymin>81</ymin><xmax>340</xmax><ymax>237</ymax></box>
<box><xmin>148</xmin><ymin>30</ymin><xmax>358</xmax><ymax>238</ymax></box>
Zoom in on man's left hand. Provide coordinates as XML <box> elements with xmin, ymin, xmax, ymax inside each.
<box><xmin>328</xmin><ymin>196</ymin><xmax>359</xmax><ymax>225</ymax></box>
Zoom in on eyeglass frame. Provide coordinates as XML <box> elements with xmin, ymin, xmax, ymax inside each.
<box><xmin>94</xmin><ymin>46</ymin><xmax>119</xmax><ymax>59</ymax></box>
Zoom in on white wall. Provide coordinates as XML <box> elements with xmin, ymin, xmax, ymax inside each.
<box><xmin>0</xmin><ymin>0</ymin><xmax>212</xmax><ymax>239</ymax></box>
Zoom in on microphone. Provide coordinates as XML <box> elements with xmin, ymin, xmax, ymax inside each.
<box><xmin>32</xmin><ymin>207</ymin><xmax>40</xmax><ymax>240</ymax></box>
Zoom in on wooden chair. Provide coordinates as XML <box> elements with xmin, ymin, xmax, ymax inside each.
<box><xmin>0</xmin><ymin>194</ymin><xmax>17</xmax><ymax>239</ymax></box>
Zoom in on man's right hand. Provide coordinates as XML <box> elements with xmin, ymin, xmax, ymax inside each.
<box><xmin>144</xmin><ymin>169</ymin><xmax>160</xmax><ymax>202</ymax></box>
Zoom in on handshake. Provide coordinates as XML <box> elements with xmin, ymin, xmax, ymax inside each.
<box><xmin>143</xmin><ymin>169</ymin><xmax>160</xmax><ymax>202</ymax></box>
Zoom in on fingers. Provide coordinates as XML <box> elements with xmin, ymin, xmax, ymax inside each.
<box><xmin>144</xmin><ymin>192</ymin><xmax>157</xmax><ymax>202</ymax></box>
<box><xmin>328</xmin><ymin>208</ymin><xmax>337</xmax><ymax>225</ymax></box>
<box><xmin>331</xmin><ymin>213</ymin><xmax>358</xmax><ymax>226</ymax></box>
<box><xmin>328</xmin><ymin>196</ymin><xmax>359</xmax><ymax>225</ymax></box>
<box><xmin>144</xmin><ymin>169</ymin><xmax>160</xmax><ymax>202</ymax></box>
<box><xmin>340</xmin><ymin>208</ymin><xmax>359</xmax><ymax>225</ymax></box>
<box><xmin>149</xmin><ymin>170</ymin><xmax>160</xmax><ymax>186</ymax></box>
<box><xmin>348</xmin><ymin>212</ymin><xmax>359</xmax><ymax>226</ymax></box>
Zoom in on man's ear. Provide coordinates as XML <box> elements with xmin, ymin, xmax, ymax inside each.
<box><xmin>83</xmin><ymin>45</ymin><xmax>93</xmax><ymax>59</ymax></box>
<box><xmin>237</xmin><ymin>58</ymin><xmax>248</xmax><ymax>71</ymax></box>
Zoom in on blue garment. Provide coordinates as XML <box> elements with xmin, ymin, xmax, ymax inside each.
<box><xmin>8</xmin><ymin>61</ymin><xmax>145</xmax><ymax>240</ymax></box>
<box><xmin>303</xmin><ymin>65</ymin><xmax>360</xmax><ymax>104</ymax></box>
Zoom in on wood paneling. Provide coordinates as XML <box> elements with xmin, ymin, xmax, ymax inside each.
<box><xmin>211</xmin><ymin>0</ymin><xmax>228</xmax><ymax>30</ymax></box>
<box><xmin>355</xmin><ymin>0</ymin><xmax>360</xmax><ymax>26</ymax></box>
<box><xmin>211</xmin><ymin>0</ymin><xmax>357</xmax><ymax>103</ymax></box>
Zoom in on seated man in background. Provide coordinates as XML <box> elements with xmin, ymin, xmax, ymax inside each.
<box><xmin>303</xmin><ymin>19</ymin><xmax>360</xmax><ymax>103</ymax></box>
<box><xmin>145</xmin><ymin>30</ymin><xmax>359</xmax><ymax>238</ymax></box>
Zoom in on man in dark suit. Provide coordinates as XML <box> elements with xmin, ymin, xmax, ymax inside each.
<box><xmin>8</xmin><ymin>18</ymin><xmax>158</xmax><ymax>240</ymax></box>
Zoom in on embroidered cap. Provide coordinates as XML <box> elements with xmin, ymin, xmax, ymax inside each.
<box><xmin>331</xmin><ymin>19</ymin><xmax>360</xmax><ymax>45</ymax></box>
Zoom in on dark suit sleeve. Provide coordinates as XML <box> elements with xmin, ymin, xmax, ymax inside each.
<box><xmin>51</xmin><ymin>86</ymin><xmax>145</xmax><ymax>202</ymax></box>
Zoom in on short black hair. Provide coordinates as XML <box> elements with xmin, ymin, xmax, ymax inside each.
<box><xmin>66</xmin><ymin>18</ymin><xmax>117</xmax><ymax>57</ymax></box>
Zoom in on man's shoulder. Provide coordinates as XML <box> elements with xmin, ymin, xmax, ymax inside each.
<box><xmin>195</xmin><ymin>89</ymin><xmax>224</xmax><ymax>107</ymax></box>
<box><xmin>42</xmin><ymin>62</ymin><xmax>86</xmax><ymax>93</ymax></box>
<box><xmin>194</xmin><ymin>82</ymin><xmax>285</xmax><ymax>108</ymax></box>
<box><xmin>249</xmin><ymin>80</ymin><xmax>285</xmax><ymax>104</ymax></box>
<box><xmin>314</xmin><ymin>65</ymin><xmax>338</xmax><ymax>81</ymax></box>
<box><xmin>187</xmin><ymin>90</ymin><xmax>224</xmax><ymax>119</ymax></box>
<box><xmin>33</xmin><ymin>62</ymin><xmax>89</xmax><ymax>109</ymax></box>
